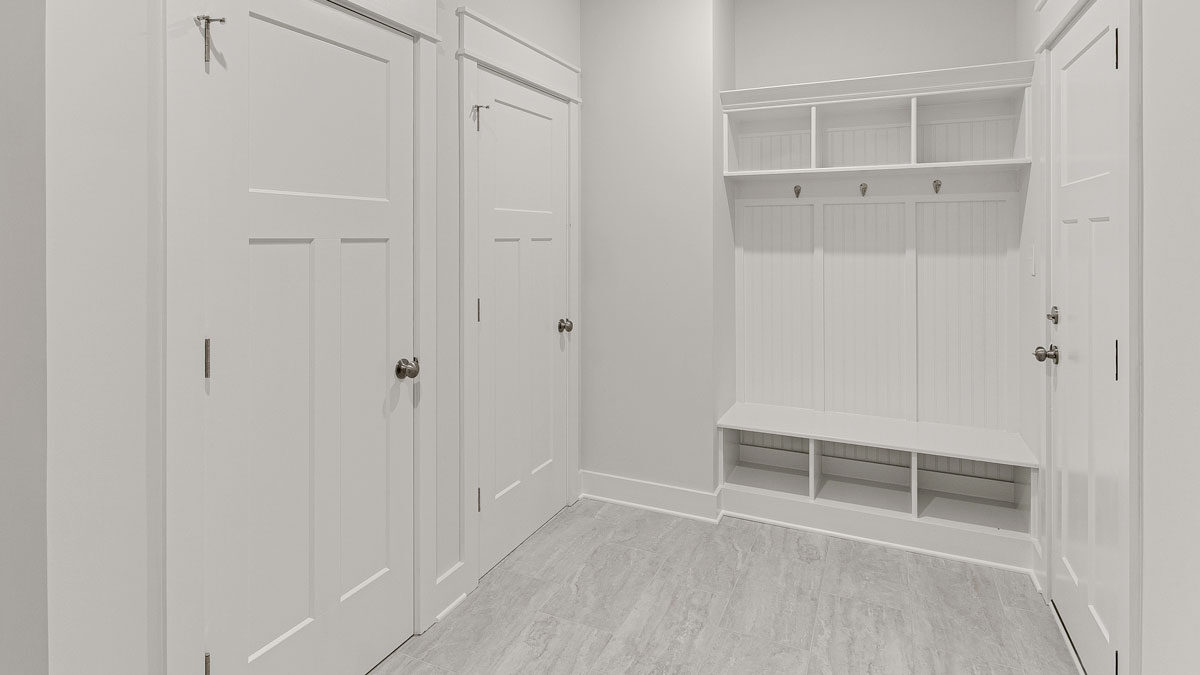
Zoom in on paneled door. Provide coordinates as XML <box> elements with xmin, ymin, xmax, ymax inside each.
<box><xmin>1048</xmin><ymin>0</ymin><xmax>1131</xmax><ymax>672</ymax></box>
<box><xmin>475</xmin><ymin>69</ymin><xmax>570</xmax><ymax>572</ymax></box>
<box><xmin>203</xmin><ymin>1</ymin><xmax>416</xmax><ymax>673</ymax></box>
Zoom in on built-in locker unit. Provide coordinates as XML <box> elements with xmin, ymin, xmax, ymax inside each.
<box><xmin>718</xmin><ymin>61</ymin><xmax>1040</xmax><ymax>569</ymax></box>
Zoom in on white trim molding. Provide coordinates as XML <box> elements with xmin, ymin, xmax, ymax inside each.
<box><xmin>330</xmin><ymin>0</ymin><xmax>441</xmax><ymax>42</ymax></box>
<box><xmin>579</xmin><ymin>470</ymin><xmax>722</xmax><ymax>523</ymax></box>
<box><xmin>456</xmin><ymin>7</ymin><xmax>581</xmax><ymax>103</ymax></box>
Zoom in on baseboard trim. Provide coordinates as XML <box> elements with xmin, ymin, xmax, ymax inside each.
<box><xmin>578</xmin><ymin>469</ymin><xmax>720</xmax><ymax>522</ymax></box>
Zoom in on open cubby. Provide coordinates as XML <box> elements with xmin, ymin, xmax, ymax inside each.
<box><xmin>816</xmin><ymin>98</ymin><xmax>912</xmax><ymax>169</ymax></box>
<box><xmin>719</xmin><ymin>427</ymin><xmax>1035</xmax><ymax>536</ymax></box>
<box><xmin>725</xmin><ymin>106</ymin><xmax>813</xmax><ymax>173</ymax></box>
<box><xmin>915</xmin><ymin>88</ymin><xmax>1028</xmax><ymax>164</ymax></box>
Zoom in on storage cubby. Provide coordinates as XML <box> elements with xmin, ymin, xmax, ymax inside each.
<box><xmin>815</xmin><ymin>99</ymin><xmax>912</xmax><ymax>169</ymax></box>
<box><xmin>725</xmin><ymin>106</ymin><xmax>813</xmax><ymax>173</ymax></box>
<box><xmin>915</xmin><ymin>88</ymin><xmax>1028</xmax><ymax>164</ymax></box>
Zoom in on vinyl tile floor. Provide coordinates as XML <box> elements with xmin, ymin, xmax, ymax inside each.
<box><xmin>374</xmin><ymin>499</ymin><xmax>1080</xmax><ymax>674</ymax></box>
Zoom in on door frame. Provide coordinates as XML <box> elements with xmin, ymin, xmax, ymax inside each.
<box><xmin>161</xmin><ymin>2</ymin><xmax>440</xmax><ymax>671</ymax></box>
<box><xmin>1038</xmin><ymin>0</ymin><xmax>1143</xmax><ymax>671</ymax></box>
<box><xmin>456</xmin><ymin>7</ymin><xmax>582</xmax><ymax>597</ymax></box>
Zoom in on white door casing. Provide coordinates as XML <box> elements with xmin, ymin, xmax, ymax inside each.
<box><xmin>203</xmin><ymin>1</ymin><xmax>417</xmax><ymax>673</ymax></box>
<box><xmin>1048</xmin><ymin>0</ymin><xmax>1131</xmax><ymax>672</ymax></box>
<box><xmin>474</xmin><ymin>68</ymin><xmax>570</xmax><ymax>572</ymax></box>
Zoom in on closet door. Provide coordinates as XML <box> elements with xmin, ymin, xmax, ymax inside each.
<box><xmin>1048</xmin><ymin>0</ymin><xmax>1131</xmax><ymax>672</ymax></box>
<box><xmin>475</xmin><ymin>69</ymin><xmax>570</xmax><ymax>572</ymax></box>
<box><xmin>203</xmin><ymin>1</ymin><xmax>416</xmax><ymax>673</ymax></box>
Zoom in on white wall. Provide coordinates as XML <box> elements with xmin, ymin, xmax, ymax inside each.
<box><xmin>44</xmin><ymin>1</ymin><xmax>160</xmax><ymax>673</ymax></box>
<box><xmin>1141</xmin><ymin>1</ymin><xmax>1200</xmax><ymax>671</ymax></box>
<box><xmin>733</xmin><ymin>0</ymin><xmax>1019</xmax><ymax>89</ymax></box>
<box><xmin>714</xmin><ymin>0</ymin><xmax>737</xmax><ymax>485</ymax></box>
<box><xmin>582</xmin><ymin>0</ymin><xmax>721</xmax><ymax>493</ymax></box>
<box><xmin>0</xmin><ymin>0</ymin><xmax>48</xmax><ymax>672</ymax></box>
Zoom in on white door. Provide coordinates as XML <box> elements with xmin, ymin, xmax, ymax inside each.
<box><xmin>475</xmin><ymin>69</ymin><xmax>570</xmax><ymax>571</ymax></box>
<box><xmin>1048</xmin><ymin>0</ymin><xmax>1131</xmax><ymax>672</ymax></box>
<box><xmin>203</xmin><ymin>1</ymin><xmax>416</xmax><ymax>673</ymax></box>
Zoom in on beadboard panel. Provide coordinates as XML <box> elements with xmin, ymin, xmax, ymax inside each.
<box><xmin>736</xmin><ymin>204</ymin><xmax>818</xmax><ymax>408</ymax></box>
<box><xmin>822</xmin><ymin>202</ymin><xmax>908</xmax><ymax>418</ymax></box>
<box><xmin>823</xmin><ymin>125</ymin><xmax>910</xmax><ymax>168</ymax></box>
<box><xmin>735</xmin><ymin>130</ymin><xmax>812</xmax><ymax>171</ymax></box>
<box><xmin>732</xmin><ymin>193</ymin><xmax>1020</xmax><ymax>482</ymax></box>
<box><xmin>739</xmin><ymin>431</ymin><xmax>1013</xmax><ymax>480</ymax></box>
<box><xmin>917</xmin><ymin>117</ymin><xmax>1017</xmax><ymax>163</ymax></box>
<box><xmin>916</xmin><ymin>200</ymin><xmax>1015</xmax><ymax>430</ymax></box>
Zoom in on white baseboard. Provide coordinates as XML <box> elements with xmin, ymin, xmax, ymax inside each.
<box><xmin>579</xmin><ymin>469</ymin><xmax>720</xmax><ymax>522</ymax></box>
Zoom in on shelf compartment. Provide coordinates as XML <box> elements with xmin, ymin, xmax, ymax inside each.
<box><xmin>725</xmin><ymin>106</ymin><xmax>813</xmax><ymax>173</ymax></box>
<box><xmin>815</xmin><ymin>474</ymin><xmax>912</xmax><ymax>515</ymax></box>
<box><xmin>718</xmin><ymin>402</ymin><xmax>1038</xmax><ymax>467</ymax></box>
<box><xmin>816</xmin><ymin>98</ymin><xmax>911</xmax><ymax>168</ymax></box>
<box><xmin>915</xmin><ymin>88</ymin><xmax>1028</xmax><ymax>164</ymax></box>
<box><xmin>727</xmin><ymin>462</ymin><xmax>810</xmax><ymax>498</ymax></box>
<box><xmin>917</xmin><ymin>490</ymin><xmax>1029</xmax><ymax>534</ymax></box>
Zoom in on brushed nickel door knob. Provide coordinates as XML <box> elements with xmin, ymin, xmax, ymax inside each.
<box><xmin>558</xmin><ymin>318</ymin><xmax>574</xmax><ymax>333</ymax></box>
<box><xmin>395</xmin><ymin>357</ymin><xmax>420</xmax><ymax>380</ymax></box>
<box><xmin>1033</xmin><ymin>345</ymin><xmax>1059</xmax><ymax>364</ymax></box>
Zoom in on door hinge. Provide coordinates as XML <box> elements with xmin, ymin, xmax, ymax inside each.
<box><xmin>1115</xmin><ymin>27</ymin><xmax>1119</xmax><ymax>69</ymax></box>
<box><xmin>477</xmin><ymin>298</ymin><xmax>481</xmax><ymax>323</ymax></box>
<box><xmin>195</xmin><ymin>15</ymin><xmax>226</xmax><ymax>64</ymax></box>
<box><xmin>472</xmin><ymin>104</ymin><xmax>490</xmax><ymax>132</ymax></box>
<box><xmin>477</xmin><ymin>488</ymin><xmax>481</xmax><ymax>512</ymax></box>
<box><xmin>1115</xmin><ymin>339</ymin><xmax>1120</xmax><ymax>381</ymax></box>
<box><xmin>204</xmin><ymin>338</ymin><xmax>212</xmax><ymax>379</ymax></box>
<box><xmin>204</xmin><ymin>652</ymin><xmax>211</xmax><ymax>675</ymax></box>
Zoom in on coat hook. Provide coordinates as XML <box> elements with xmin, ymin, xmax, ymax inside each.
<box><xmin>933</xmin><ymin>179</ymin><xmax>943</xmax><ymax>194</ymax></box>
<box><xmin>859</xmin><ymin>183</ymin><xmax>868</xmax><ymax>197</ymax></box>
<box><xmin>793</xmin><ymin>185</ymin><xmax>802</xmax><ymax>198</ymax></box>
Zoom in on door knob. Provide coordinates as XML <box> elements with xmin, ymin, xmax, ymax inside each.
<box><xmin>395</xmin><ymin>357</ymin><xmax>420</xmax><ymax>380</ymax></box>
<box><xmin>1033</xmin><ymin>345</ymin><xmax>1060</xmax><ymax>364</ymax></box>
<box><xmin>557</xmin><ymin>318</ymin><xmax>574</xmax><ymax>333</ymax></box>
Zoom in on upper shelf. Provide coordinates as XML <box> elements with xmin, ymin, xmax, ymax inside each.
<box><xmin>721</xmin><ymin>60</ymin><xmax>1034</xmax><ymax>110</ymax></box>
<box><xmin>722</xmin><ymin>61</ymin><xmax>1033</xmax><ymax>178</ymax></box>
<box><xmin>717</xmin><ymin>402</ymin><xmax>1038</xmax><ymax>468</ymax></box>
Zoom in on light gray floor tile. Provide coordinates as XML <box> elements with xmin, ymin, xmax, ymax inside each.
<box><xmin>991</xmin><ymin>568</ymin><xmax>1047</xmax><ymax>613</ymax></box>
<box><xmin>658</xmin><ymin>516</ymin><xmax>757</xmax><ymax>594</ymax></box>
<box><xmin>808</xmin><ymin>593</ymin><xmax>916</xmax><ymax>675</ymax></box>
<box><xmin>394</xmin><ymin>505</ymin><xmax>1075</xmax><ymax>675</ymax></box>
<box><xmin>602</xmin><ymin>505</ymin><xmax>686</xmax><ymax>553</ymax></box>
<box><xmin>700</xmin><ymin>631</ymin><xmax>810</xmax><ymax>675</ymax></box>
<box><xmin>491</xmin><ymin>612</ymin><xmax>611</xmax><ymax>675</ymax></box>
<box><xmin>591</xmin><ymin>571</ymin><xmax>729</xmax><ymax>673</ymax></box>
<box><xmin>1004</xmin><ymin>606</ymin><xmax>1082</xmax><ymax>674</ymax></box>
<box><xmin>540</xmin><ymin>541</ymin><xmax>664</xmax><ymax>631</ymax></box>
<box><xmin>371</xmin><ymin>653</ymin><xmax>450</xmax><ymax>675</ymax></box>
<box><xmin>494</xmin><ymin>505</ymin><xmax>618</xmax><ymax>583</ymax></box>
<box><xmin>913</xmin><ymin>648</ymin><xmax>1021</xmax><ymax>674</ymax></box>
<box><xmin>718</xmin><ymin>527</ymin><xmax>826</xmax><ymax>647</ymax></box>
<box><xmin>819</xmin><ymin>537</ymin><xmax>915</xmax><ymax>612</ymax></box>
<box><xmin>399</xmin><ymin>569</ymin><xmax>556</xmax><ymax>672</ymax></box>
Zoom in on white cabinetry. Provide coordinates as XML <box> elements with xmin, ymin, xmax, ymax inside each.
<box><xmin>718</xmin><ymin>62</ymin><xmax>1040</xmax><ymax>568</ymax></box>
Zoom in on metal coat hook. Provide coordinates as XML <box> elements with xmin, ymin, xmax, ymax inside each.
<box><xmin>933</xmin><ymin>179</ymin><xmax>943</xmax><ymax>194</ymax></box>
<box><xmin>859</xmin><ymin>183</ymin><xmax>868</xmax><ymax>197</ymax></box>
<box><xmin>794</xmin><ymin>185</ymin><xmax>802</xmax><ymax>198</ymax></box>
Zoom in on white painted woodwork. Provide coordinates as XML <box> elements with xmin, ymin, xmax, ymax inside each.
<box><xmin>332</xmin><ymin>0</ymin><xmax>437</xmax><ymax>38</ymax></box>
<box><xmin>1048</xmin><ymin>0</ymin><xmax>1130</xmax><ymax>670</ymax></box>
<box><xmin>475</xmin><ymin>68</ymin><xmax>570</xmax><ymax>573</ymax></box>
<box><xmin>718</xmin><ymin>404</ymin><xmax>1037</xmax><ymax>468</ymax></box>
<box><xmin>203</xmin><ymin>2</ymin><xmax>416</xmax><ymax>673</ymax></box>
<box><xmin>916</xmin><ymin>200</ymin><xmax>1018</xmax><ymax>430</ymax></box>
<box><xmin>721</xmin><ymin>61</ymin><xmax>1034</xmax><ymax>110</ymax></box>
<box><xmin>722</xmin><ymin>62</ymin><xmax>1033</xmax><ymax>181</ymax></box>
<box><xmin>457</xmin><ymin>8</ymin><xmax>581</xmax><ymax>103</ymax></box>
